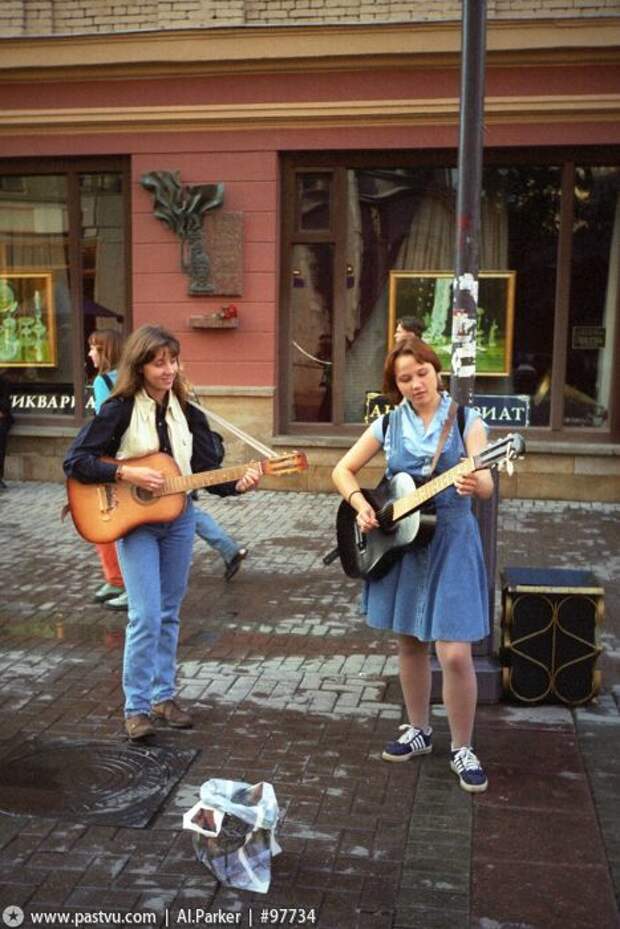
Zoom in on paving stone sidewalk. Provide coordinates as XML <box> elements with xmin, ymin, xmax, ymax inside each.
<box><xmin>0</xmin><ymin>483</ymin><xmax>618</xmax><ymax>929</ymax></box>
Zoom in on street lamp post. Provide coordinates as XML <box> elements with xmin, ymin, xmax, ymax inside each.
<box><xmin>450</xmin><ymin>0</ymin><xmax>501</xmax><ymax>701</ymax></box>
<box><xmin>450</xmin><ymin>0</ymin><xmax>486</xmax><ymax>406</ymax></box>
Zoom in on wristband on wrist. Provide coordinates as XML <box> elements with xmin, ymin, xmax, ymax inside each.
<box><xmin>348</xmin><ymin>489</ymin><xmax>363</xmax><ymax>505</ymax></box>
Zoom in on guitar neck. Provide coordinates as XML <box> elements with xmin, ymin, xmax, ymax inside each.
<box><xmin>391</xmin><ymin>458</ymin><xmax>475</xmax><ymax>521</ymax></box>
<box><xmin>161</xmin><ymin>462</ymin><xmax>261</xmax><ymax>495</ymax></box>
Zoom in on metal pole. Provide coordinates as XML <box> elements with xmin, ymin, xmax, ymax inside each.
<box><xmin>450</xmin><ymin>0</ymin><xmax>501</xmax><ymax>702</ymax></box>
<box><xmin>450</xmin><ymin>0</ymin><xmax>487</xmax><ymax>405</ymax></box>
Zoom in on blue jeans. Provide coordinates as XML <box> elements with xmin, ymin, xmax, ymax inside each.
<box><xmin>117</xmin><ymin>501</ymin><xmax>196</xmax><ymax>717</ymax></box>
<box><xmin>194</xmin><ymin>507</ymin><xmax>239</xmax><ymax>564</ymax></box>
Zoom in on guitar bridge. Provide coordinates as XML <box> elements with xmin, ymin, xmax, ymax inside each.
<box><xmin>97</xmin><ymin>484</ymin><xmax>118</xmax><ymax>522</ymax></box>
<box><xmin>354</xmin><ymin>524</ymin><xmax>367</xmax><ymax>553</ymax></box>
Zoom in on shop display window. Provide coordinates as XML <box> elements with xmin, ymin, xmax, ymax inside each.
<box><xmin>0</xmin><ymin>174</ymin><xmax>71</xmax><ymax>414</ymax></box>
<box><xmin>0</xmin><ymin>164</ymin><xmax>128</xmax><ymax>421</ymax></box>
<box><xmin>282</xmin><ymin>155</ymin><xmax>618</xmax><ymax>437</ymax></box>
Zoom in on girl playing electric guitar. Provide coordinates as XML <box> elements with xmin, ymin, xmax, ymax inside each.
<box><xmin>332</xmin><ymin>337</ymin><xmax>493</xmax><ymax>792</ymax></box>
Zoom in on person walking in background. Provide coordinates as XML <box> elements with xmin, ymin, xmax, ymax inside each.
<box><xmin>0</xmin><ymin>370</ymin><xmax>13</xmax><ymax>491</ymax></box>
<box><xmin>394</xmin><ymin>315</ymin><xmax>424</xmax><ymax>343</ymax></box>
<box><xmin>182</xmin><ymin>375</ymin><xmax>249</xmax><ymax>581</ymax></box>
<box><xmin>87</xmin><ymin>329</ymin><xmax>129</xmax><ymax>611</ymax></box>
<box><xmin>363</xmin><ymin>316</ymin><xmax>426</xmax><ymax>425</ymax></box>
<box><xmin>332</xmin><ymin>337</ymin><xmax>493</xmax><ymax>793</ymax></box>
<box><xmin>64</xmin><ymin>324</ymin><xmax>261</xmax><ymax>741</ymax></box>
<box><xmin>194</xmin><ymin>507</ymin><xmax>248</xmax><ymax>581</ymax></box>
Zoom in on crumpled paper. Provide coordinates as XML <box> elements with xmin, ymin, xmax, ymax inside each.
<box><xmin>183</xmin><ymin>778</ymin><xmax>281</xmax><ymax>894</ymax></box>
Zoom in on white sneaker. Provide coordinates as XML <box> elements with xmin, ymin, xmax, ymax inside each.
<box><xmin>450</xmin><ymin>746</ymin><xmax>488</xmax><ymax>793</ymax></box>
<box><xmin>381</xmin><ymin>724</ymin><xmax>433</xmax><ymax>762</ymax></box>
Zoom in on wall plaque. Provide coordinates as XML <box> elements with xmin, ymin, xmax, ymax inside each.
<box><xmin>572</xmin><ymin>326</ymin><xmax>606</xmax><ymax>350</ymax></box>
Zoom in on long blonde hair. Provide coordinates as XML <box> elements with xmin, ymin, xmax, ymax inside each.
<box><xmin>112</xmin><ymin>324</ymin><xmax>189</xmax><ymax>406</ymax></box>
<box><xmin>88</xmin><ymin>329</ymin><xmax>123</xmax><ymax>374</ymax></box>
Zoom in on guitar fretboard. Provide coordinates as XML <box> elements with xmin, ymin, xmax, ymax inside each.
<box><xmin>159</xmin><ymin>462</ymin><xmax>262</xmax><ymax>496</ymax></box>
<box><xmin>391</xmin><ymin>457</ymin><xmax>475</xmax><ymax>522</ymax></box>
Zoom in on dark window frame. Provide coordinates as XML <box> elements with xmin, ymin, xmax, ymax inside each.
<box><xmin>279</xmin><ymin>147</ymin><xmax>620</xmax><ymax>442</ymax></box>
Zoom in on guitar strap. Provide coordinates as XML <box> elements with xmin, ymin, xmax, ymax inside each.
<box><xmin>428</xmin><ymin>400</ymin><xmax>459</xmax><ymax>477</ymax></box>
<box><xmin>457</xmin><ymin>404</ymin><xmax>466</xmax><ymax>442</ymax></box>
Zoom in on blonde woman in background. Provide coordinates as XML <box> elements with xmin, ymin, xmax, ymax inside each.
<box><xmin>87</xmin><ymin>328</ymin><xmax>128</xmax><ymax>610</ymax></box>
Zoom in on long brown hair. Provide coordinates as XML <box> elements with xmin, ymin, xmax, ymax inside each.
<box><xmin>88</xmin><ymin>329</ymin><xmax>123</xmax><ymax>374</ymax></box>
<box><xmin>383</xmin><ymin>336</ymin><xmax>443</xmax><ymax>405</ymax></box>
<box><xmin>111</xmin><ymin>324</ymin><xmax>189</xmax><ymax>406</ymax></box>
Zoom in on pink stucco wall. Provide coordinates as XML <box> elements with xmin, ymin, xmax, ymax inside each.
<box><xmin>1</xmin><ymin>61</ymin><xmax>619</xmax><ymax>393</ymax></box>
<box><xmin>131</xmin><ymin>150</ymin><xmax>278</xmax><ymax>388</ymax></box>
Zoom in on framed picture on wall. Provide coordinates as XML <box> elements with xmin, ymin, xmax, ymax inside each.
<box><xmin>388</xmin><ymin>270</ymin><xmax>516</xmax><ymax>376</ymax></box>
<box><xmin>0</xmin><ymin>272</ymin><xmax>57</xmax><ymax>367</ymax></box>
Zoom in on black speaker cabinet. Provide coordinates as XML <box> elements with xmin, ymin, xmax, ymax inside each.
<box><xmin>501</xmin><ymin>567</ymin><xmax>604</xmax><ymax>706</ymax></box>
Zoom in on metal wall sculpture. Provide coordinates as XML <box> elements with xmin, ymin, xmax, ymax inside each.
<box><xmin>140</xmin><ymin>171</ymin><xmax>224</xmax><ymax>295</ymax></box>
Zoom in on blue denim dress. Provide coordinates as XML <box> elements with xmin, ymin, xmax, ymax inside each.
<box><xmin>363</xmin><ymin>395</ymin><xmax>489</xmax><ymax>643</ymax></box>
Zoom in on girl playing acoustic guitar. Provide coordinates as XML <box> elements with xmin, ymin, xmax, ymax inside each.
<box><xmin>64</xmin><ymin>324</ymin><xmax>261</xmax><ymax>741</ymax></box>
<box><xmin>332</xmin><ymin>337</ymin><xmax>493</xmax><ymax>792</ymax></box>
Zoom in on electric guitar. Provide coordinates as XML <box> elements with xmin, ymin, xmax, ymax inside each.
<box><xmin>336</xmin><ymin>433</ymin><xmax>525</xmax><ymax>581</ymax></box>
<box><xmin>66</xmin><ymin>450</ymin><xmax>308</xmax><ymax>543</ymax></box>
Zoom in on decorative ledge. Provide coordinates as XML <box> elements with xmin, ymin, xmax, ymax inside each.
<box><xmin>3</xmin><ymin>94</ymin><xmax>620</xmax><ymax>136</ymax></box>
<box><xmin>0</xmin><ymin>20</ymin><xmax>615</xmax><ymax>82</ymax></box>
<box><xmin>11</xmin><ymin>424</ymin><xmax>81</xmax><ymax>438</ymax></box>
<box><xmin>194</xmin><ymin>385</ymin><xmax>275</xmax><ymax>397</ymax></box>
<box><xmin>189</xmin><ymin>314</ymin><xmax>239</xmax><ymax>329</ymax></box>
<box><xmin>270</xmin><ymin>434</ymin><xmax>620</xmax><ymax>455</ymax></box>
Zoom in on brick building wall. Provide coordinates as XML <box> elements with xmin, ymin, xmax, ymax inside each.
<box><xmin>1</xmin><ymin>0</ymin><xmax>617</xmax><ymax>36</ymax></box>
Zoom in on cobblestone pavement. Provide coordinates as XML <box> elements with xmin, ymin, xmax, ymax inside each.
<box><xmin>0</xmin><ymin>483</ymin><xmax>619</xmax><ymax>929</ymax></box>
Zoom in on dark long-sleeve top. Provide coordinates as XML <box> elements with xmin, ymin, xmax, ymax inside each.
<box><xmin>63</xmin><ymin>395</ymin><xmax>237</xmax><ymax>496</ymax></box>
<box><xmin>0</xmin><ymin>375</ymin><xmax>12</xmax><ymax>421</ymax></box>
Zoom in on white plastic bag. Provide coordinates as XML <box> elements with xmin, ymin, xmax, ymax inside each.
<box><xmin>183</xmin><ymin>779</ymin><xmax>281</xmax><ymax>894</ymax></box>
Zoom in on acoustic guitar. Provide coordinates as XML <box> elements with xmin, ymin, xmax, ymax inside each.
<box><xmin>66</xmin><ymin>450</ymin><xmax>308</xmax><ymax>543</ymax></box>
<box><xmin>336</xmin><ymin>433</ymin><xmax>525</xmax><ymax>581</ymax></box>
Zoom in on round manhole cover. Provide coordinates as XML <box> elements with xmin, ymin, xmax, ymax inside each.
<box><xmin>0</xmin><ymin>739</ymin><xmax>196</xmax><ymax>827</ymax></box>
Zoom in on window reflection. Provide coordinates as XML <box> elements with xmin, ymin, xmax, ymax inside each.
<box><xmin>0</xmin><ymin>174</ymin><xmax>71</xmax><ymax>414</ymax></box>
<box><xmin>80</xmin><ymin>173</ymin><xmax>125</xmax><ymax>389</ymax></box>
<box><xmin>343</xmin><ymin>166</ymin><xmax>561</xmax><ymax>425</ymax></box>
<box><xmin>345</xmin><ymin>168</ymin><xmax>457</xmax><ymax>421</ymax></box>
<box><xmin>0</xmin><ymin>170</ymin><xmax>126</xmax><ymax>417</ymax></box>
<box><xmin>288</xmin><ymin>161</ymin><xmax>615</xmax><ymax>432</ymax></box>
<box><xmin>478</xmin><ymin>166</ymin><xmax>560</xmax><ymax>427</ymax></box>
<box><xmin>296</xmin><ymin>173</ymin><xmax>332</xmax><ymax>231</ymax></box>
<box><xmin>290</xmin><ymin>243</ymin><xmax>333</xmax><ymax>422</ymax></box>
<box><xmin>564</xmin><ymin>166</ymin><xmax>619</xmax><ymax>428</ymax></box>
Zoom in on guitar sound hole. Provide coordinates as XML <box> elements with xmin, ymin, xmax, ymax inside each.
<box><xmin>377</xmin><ymin>504</ymin><xmax>396</xmax><ymax>534</ymax></box>
<box><xmin>134</xmin><ymin>487</ymin><xmax>155</xmax><ymax>504</ymax></box>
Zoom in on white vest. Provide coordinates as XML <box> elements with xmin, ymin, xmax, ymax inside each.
<box><xmin>116</xmin><ymin>389</ymin><xmax>193</xmax><ymax>476</ymax></box>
